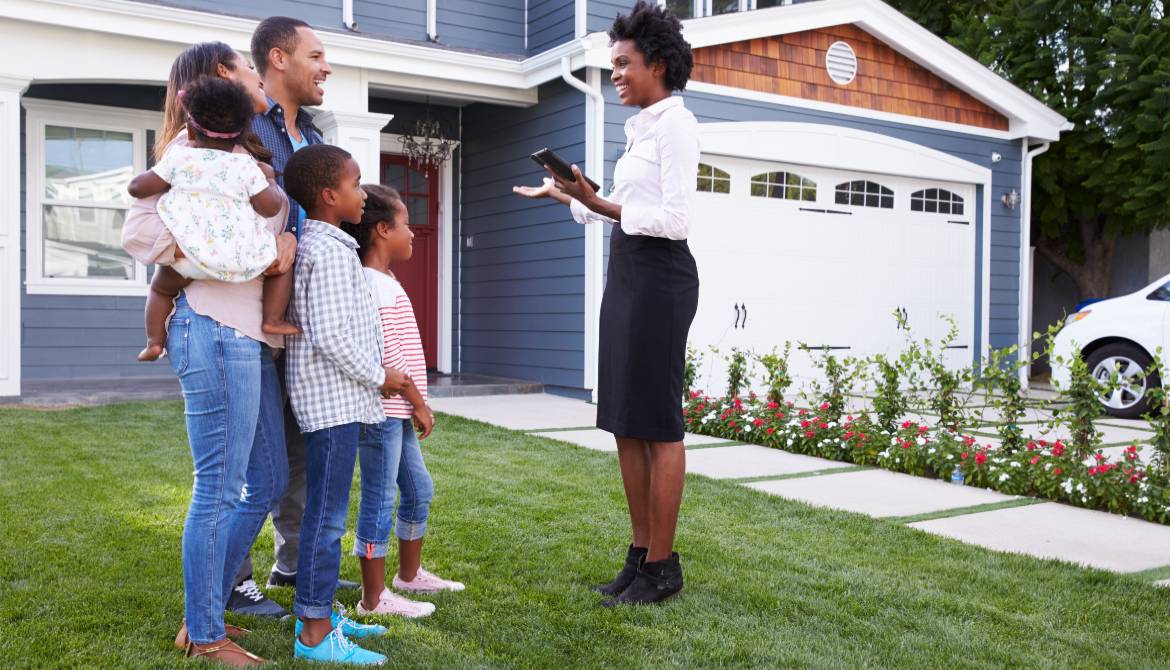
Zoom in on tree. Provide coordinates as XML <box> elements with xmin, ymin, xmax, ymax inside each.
<box><xmin>887</xmin><ymin>0</ymin><xmax>1169</xmax><ymax>299</ymax></box>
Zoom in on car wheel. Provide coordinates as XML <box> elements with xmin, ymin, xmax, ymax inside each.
<box><xmin>1085</xmin><ymin>343</ymin><xmax>1158</xmax><ymax>419</ymax></box>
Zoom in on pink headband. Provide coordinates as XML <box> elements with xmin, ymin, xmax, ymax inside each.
<box><xmin>178</xmin><ymin>89</ymin><xmax>242</xmax><ymax>140</ymax></box>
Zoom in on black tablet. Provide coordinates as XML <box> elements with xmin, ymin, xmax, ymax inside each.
<box><xmin>530</xmin><ymin>147</ymin><xmax>601</xmax><ymax>192</ymax></box>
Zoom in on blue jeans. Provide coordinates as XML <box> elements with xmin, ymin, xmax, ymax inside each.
<box><xmin>169</xmin><ymin>295</ymin><xmax>287</xmax><ymax>644</ymax></box>
<box><xmin>294</xmin><ymin>422</ymin><xmax>368</xmax><ymax>619</ymax></box>
<box><xmin>354</xmin><ymin>419</ymin><xmax>433</xmax><ymax>559</ymax></box>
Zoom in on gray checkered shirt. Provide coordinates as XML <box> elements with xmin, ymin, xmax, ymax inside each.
<box><xmin>286</xmin><ymin>219</ymin><xmax>385</xmax><ymax>433</ymax></box>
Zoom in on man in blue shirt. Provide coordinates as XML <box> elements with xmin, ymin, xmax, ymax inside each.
<box><xmin>226</xmin><ymin>15</ymin><xmax>356</xmax><ymax>618</ymax></box>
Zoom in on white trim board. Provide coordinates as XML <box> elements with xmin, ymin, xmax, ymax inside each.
<box><xmin>697</xmin><ymin>121</ymin><xmax>994</xmax><ymax>363</ymax></box>
<box><xmin>0</xmin><ymin>76</ymin><xmax>30</xmax><ymax>397</ymax></box>
<box><xmin>380</xmin><ymin>133</ymin><xmax>459</xmax><ymax>375</ymax></box>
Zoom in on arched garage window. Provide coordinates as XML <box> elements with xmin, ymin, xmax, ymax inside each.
<box><xmin>697</xmin><ymin>163</ymin><xmax>731</xmax><ymax>193</ymax></box>
<box><xmin>835</xmin><ymin>180</ymin><xmax>894</xmax><ymax>209</ymax></box>
<box><xmin>750</xmin><ymin>171</ymin><xmax>816</xmax><ymax>201</ymax></box>
<box><xmin>911</xmin><ymin>188</ymin><xmax>965</xmax><ymax>215</ymax></box>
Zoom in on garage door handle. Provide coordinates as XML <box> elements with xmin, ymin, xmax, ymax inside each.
<box><xmin>741</xmin><ymin>303</ymin><xmax>748</xmax><ymax>328</ymax></box>
<box><xmin>733</xmin><ymin>303</ymin><xmax>741</xmax><ymax>329</ymax></box>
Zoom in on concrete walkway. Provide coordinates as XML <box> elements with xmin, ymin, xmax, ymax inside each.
<box><xmin>435</xmin><ymin>393</ymin><xmax>1170</xmax><ymax>583</ymax></box>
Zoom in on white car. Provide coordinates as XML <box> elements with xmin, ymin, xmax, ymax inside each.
<box><xmin>1050</xmin><ymin>273</ymin><xmax>1168</xmax><ymax>419</ymax></box>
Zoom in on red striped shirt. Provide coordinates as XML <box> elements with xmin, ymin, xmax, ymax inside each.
<box><xmin>363</xmin><ymin>268</ymin><xmax>427</xmax><ymax>419</ymax></box>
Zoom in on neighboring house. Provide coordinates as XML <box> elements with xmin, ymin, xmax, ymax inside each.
<box><xmin>0</xmin><ymin>0</ymin><xmax>1069</xmax><ymax>399</ymax></box>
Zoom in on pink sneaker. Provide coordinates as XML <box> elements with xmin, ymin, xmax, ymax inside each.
<box><xmin>355</xmin><ymin>588</ymin><xmax>436</xmax><ymax>619</ymax></box>
<box><xmin>393</xmin><ymin>567</ymin><xmax>465</xmax><ymax>594</ymax></box>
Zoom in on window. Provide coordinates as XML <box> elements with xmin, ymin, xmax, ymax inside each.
<box><xmin>660</xmin><ymin>0</ymin><xmax>788</xmax><ymax>19</ymax></box>
<box><xmin>750</xmin><ymin>171</ymin><xmax>816</xmax><ymax>201</ymax></box>
<box><xmin>24</xmin><ymin>99</ymin><xmax>160</xmax><ymax>296</ymax></box>
<box><xmin>1149</xmin><ymin>281</ymin><xmax>1170</xmax><ymax>302</ymax></box>
<box><xmin>834</xmin><ymin>180</ymin><xmax>893</xmax><ymax>209</ymax></box>
<box><xmin>910</xmin><ymin>188</ymin><xmax>965</xmax><ymax>215</ymax></box>
<box><xmin>697</xmin><ymin>163</ymin><xmax>731</xmax><ymax>194</ymax></box>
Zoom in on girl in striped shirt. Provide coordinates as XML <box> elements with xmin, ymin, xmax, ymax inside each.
<box><xmin>342</xmin><ymin>184</ymin><xmax>465</xmax><ymax>620</ymax></box>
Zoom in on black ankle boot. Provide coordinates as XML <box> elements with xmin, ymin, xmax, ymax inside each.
<box><xmin>602</xmin><ymin>552</ymin><xmax>683</xmax><ymax>606</ymax></box>
<box><xmin>593</xmin><ymin>545</ymin><xmax>648</xmax><ymax>596</ymax></box>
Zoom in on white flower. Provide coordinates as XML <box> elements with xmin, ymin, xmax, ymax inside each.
<box><xmin>744</xmin><ymin>425</ymin><xmax>753</xmax><ymax>432</ymax></box>
<box><xmin>928</xmin><ymin>448</ymin><xmax>937</xmax><ymax>455</ymax></box>
<box><xmin>999</xmin><ymin>473</ymin><xmax>1010</xmax><ymax>482</ymax></box>
<box><xmin>1062</xmin><ymin>480</ymin><xmax>1074</xmax><ymax>494</ymax></box>
<box><xmin>917</xmin><ymin>437</ymin><xmax>927</xmax><ymax>446</ymax></box>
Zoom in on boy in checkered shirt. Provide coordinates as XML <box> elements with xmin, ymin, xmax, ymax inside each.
<box><xmin>281</xmin><ymin>144</ymin><xmax>413</xmax><ymax>666</ymax></box>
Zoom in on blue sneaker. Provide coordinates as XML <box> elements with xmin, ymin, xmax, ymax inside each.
<box><xmin>294</xmin><ymin>625</ymin><xmax>387</xmax><ymax>665</ymax></box>
<box><xmin>295</xmin><ymin>608</ymin><xmax>388</xmax><ymax>640</ymax></box>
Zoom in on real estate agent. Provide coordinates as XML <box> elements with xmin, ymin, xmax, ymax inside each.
<box><xmin>513</xmin><ymin>0</ymin><xmax>699</xmax><ymax>605</ymax></box>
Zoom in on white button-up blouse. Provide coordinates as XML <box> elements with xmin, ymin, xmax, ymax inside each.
<box><xmin>569</xmin><ymin>95</ymin><xmax>700</xmax><ymax>240</ymax></box>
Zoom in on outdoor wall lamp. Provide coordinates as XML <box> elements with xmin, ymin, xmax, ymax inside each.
<box><xmin>1002</xmin><ymin>189</ymin><xmax>1020</xmax><ymax>209</ymax></box>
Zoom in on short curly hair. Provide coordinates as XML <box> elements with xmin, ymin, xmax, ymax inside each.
<box><xmin>180</xmin><ymin>76</ymin><xmax>254</xmax><ymax>143</ymax></box>
<box><xmin>608</xmin><ymin>1</ymin><xmax>693</xmax><ymax>92</ymax></box>
<box><xmin>283</xmin><ymin>144</ymin><xmax>353</xmax><ymax>212</ymax></box>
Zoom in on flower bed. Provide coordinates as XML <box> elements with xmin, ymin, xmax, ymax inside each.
<box><xmin>685</xmin><ymin>392</ymin><xmax>1170</xmax><ymax>525</ymax></box>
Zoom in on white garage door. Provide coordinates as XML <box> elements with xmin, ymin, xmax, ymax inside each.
<box><xmin>688</xmin><ymin>156</ymin><xmax>976</xmax><ymax>394</ymax></box>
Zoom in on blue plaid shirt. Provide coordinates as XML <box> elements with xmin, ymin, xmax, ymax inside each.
<box><xmin>251</xmin><ymin>97</ymin><xmax>322</xmax><ymax>238</ymax></box>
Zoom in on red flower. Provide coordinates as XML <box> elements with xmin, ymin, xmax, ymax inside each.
<box><xmin>1088</xmin><ymin>466</ymin><xmax>1099</xmax><ymax>476</ymax></box>
<box><xmin>901</xmin><ymin>420</ymin><xmax>913</xmax><ymax>430</ymax></box>
<box><xmin>753</xmin><ymin>418</ymin><xmax>764</xmax><ymax>427</ymax></box>
<box><xmin>1026</xmin><ymin>441</ymin><xmax>1036</xmax><ymax>451</ymax></box>
<box><xmin>858</xmin><ymin>432</ymin><xmax>867</xmax><ymax>441</ymax></box>
<box><xmin>902</xmin><ymin>442</ymin><xmax>911</xmax><ymax>449</ymax></box>
<box><xmin>1052</xmin><ymin>443</ymin><xmax>1065</xmax><ymax>457</ymax></box>
<box><xmin>960</xmin><ymin>453</ymin><xmax>969</xmax><ymax>460</ymax></box>
<box><xmin>800</xmin><ymin>420</ymin><xmax>811</xmax><ymax>428</ymax></box>
<box><xmin>776</xmin><ymin>412</ymin><xmax>786</xmax><ymax>419</ymax></box>
<box><xmin>847</xmin><ymin>415</ymin><xmax>854</xmax><ymax>422</ymax></box>
<box><xmin>845</xmin><ymin>431</ymin><xmax>856</xmax><ymax>440</ymax></box>
<box><xmin>975</xmin><ymin>452</ymin><xmax>987</xmax><ymax>465</ymax></box>
<box><xmin>1094</xmin><ymin>453</ymin><xmax>1106</xmax><ymax>463</ymax></box>
<box><xmin>817</xmin><ymin>422</ymin><xmax>828</xmax><ymax>430</ymax></box>
<box><xmin>918</xmin><ymin>425</ymin><xmax>929</xmax><ymax>435</ymax></box>
<box><xmin>1030</xmin><ymin>455</ymin><xmax>1041</xmax><ymax>465</ymax></box>
<box><xmin>1039</xmin><ymin>439</ymin><xmax>1050</xmax><ymax>447</ymax></box>
<box><xmin>805</xmin><ymin>430</ymin><xmax>815</xmax><ymax>438</ymax></box>
<box><xmin>767</xmin><ymin>401</ymin><xmax>779</xmax><ymax>410</ymax></box>
<box><xmin>820</xmin><ymin>402</ymin><xmax>830</xmax><ymax>411</ymax></box>
<box><xmin>799</xmin><ymin>408</ymin><xmax>808</xmax><ymax>416</ymax></box>
<box><xmin>766</xmin><ymin>427</ymin><xmax>775</xmax><ymax>435</ymax></box>
<box><xmin>1053</xmin><ymin>467</ymin><xmax>1063</xmax><ymax>476</ymax></box>
<box><xmin>729</xmin><ymin>420</ymin><xmax>736</xmax><ymax>428</ymax></box>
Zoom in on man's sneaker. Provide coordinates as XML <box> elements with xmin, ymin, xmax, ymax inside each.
<box><xmin>294</xmin><ymin>625</ymin><xmax>386</xmax><ymax>666</ymax></box>
<box><xmin>356</xmin><ymin>588</ymin><xmax>436</xmax><ymax>619</ymax></box>
<box><xmin>267</xmin><ymin>569</ymin><xmax>359</xmax><ymax>591</ymax></box>
<box><xmin>393</xmin><ymin>567</ymin><xmax>465</xmax><ymax>594</ymax></box>
<box><xmin>226</xmin><ymin>578</ymin><xmax>290</xmax><ymax>618</ymax></box>
<box><xmin>295</xmin><ymin>608</ymin><xmax>388</xmax><ymax>639</ymax></box>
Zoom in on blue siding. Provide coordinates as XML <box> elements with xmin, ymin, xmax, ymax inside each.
<box><xmin>527</xmin><ymin>0</ymin><xmax>576</xmax><ymax>55</ymax></box>
<box><xmin>672</xmin><ymin>86</ymin><xmax>1025</xmax><ymax>351</ymax></box>
<box><xmin>435</xmin><ymin>0</ymin><xmax>525</xmax><ymax>53</ymax></box>
<box><xmin>353</xmin><ymin>0</ymin><xmax>428</xmax><ymax>42</ymax></box>
<box><xmin>587</xmin><ymin>0</ymin><xmax>635</xmax><ymax>34</ymax></box>
<box><xmin>158</xmin><ymin>0</ymin><xmax>345</xmax><ymax>31</ymax></box>
<box><xmin>20</xmin><ymin>85</ymin><xmax>171</xmax><ymax>381</ymax></box>
<box><xmin>459</xmin><ymin>79</ymin><xmax>587</xmax><ymax>388</ymax></box>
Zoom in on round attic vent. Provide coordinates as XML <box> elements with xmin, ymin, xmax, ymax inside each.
<box><xmin>825</xmin><ymin>41</ymin><xmax>858</xmax><ymax>85</ymax></box>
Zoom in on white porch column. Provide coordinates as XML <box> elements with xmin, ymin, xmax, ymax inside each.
<box><xmin>314</xmin><ymin>110</ymin><xmax>394</xmax><ymax>186</ymax></box>
<box><xmin>0</xmin><ymin>75</ymin><xmax>30</xmax><ymax>397</ymax></box>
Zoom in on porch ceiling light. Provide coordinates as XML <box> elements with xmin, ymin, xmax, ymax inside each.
<box><xmin>399</xmin><ymin>103</ymin><xmax>453</xmax><ymax>171</ymax></box>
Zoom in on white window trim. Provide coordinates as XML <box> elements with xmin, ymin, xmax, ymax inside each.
<box><xmin>661</xmin><ymin>0</ymin><xmax>783</xmax><ymax>18</ymax></box>
<box><xmin>23</xmin><ymin>99</ymin><xmax>161</xmax><ymax>297</ymax></box>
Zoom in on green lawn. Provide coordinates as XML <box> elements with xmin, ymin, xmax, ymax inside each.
<box><xmin>1</xmin><ymin>401</ymin><xmax>1168</xmax><ymax>669</ymax></box>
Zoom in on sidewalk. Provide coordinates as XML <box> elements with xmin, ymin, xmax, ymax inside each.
<box><xmin>431</xmin><ymin>393</ymin><xmax>1170</xmax><ymax>584</ymax></box>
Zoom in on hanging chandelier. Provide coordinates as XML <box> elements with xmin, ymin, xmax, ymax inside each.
<box><xmin>399</xmin><ymin>103</ymin><xmax>453</xmax><ymax>171</ymax></box>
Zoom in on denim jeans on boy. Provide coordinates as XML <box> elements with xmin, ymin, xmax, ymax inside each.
<box><xmin>169</xmin><ymin>294</ymin><xmax>264</xmax><ymax>644</ymax></box>
<box><xmin>294</xmin><ymin>421</ymin><xmax>372</xmax><ymax>619</ymax></box>
<box><xmin>353</xmin><ymin>419</ymin><xmax>434</xmax><ymax>560</ymax></box>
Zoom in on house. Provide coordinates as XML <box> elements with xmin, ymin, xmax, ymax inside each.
<box><xmin>0</xmin><ymin>0</ymin><xmax>1069</xmax><ymax>399</ymax></box>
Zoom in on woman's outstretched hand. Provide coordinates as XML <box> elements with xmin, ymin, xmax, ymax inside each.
<box><xmin>549</xmin><ymin>164</ymin><xmax>596</xmax><ymax>204</ymax></box>
<box><xmin>512</xmin><ymin>176</ymin><xmax>558</xmax><ymax>199</ymax></box>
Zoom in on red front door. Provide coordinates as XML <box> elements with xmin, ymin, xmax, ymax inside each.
<box><xmin>381</xmin><ymin>155</ymin><xmax>438</xmax><ymax>370</ymax></box>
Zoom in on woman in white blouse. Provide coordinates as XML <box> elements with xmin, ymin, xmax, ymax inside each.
<box><xmin>514</xmin><ymin>1</ymin><xmax>699</xmax><ymax>605</ymax></box>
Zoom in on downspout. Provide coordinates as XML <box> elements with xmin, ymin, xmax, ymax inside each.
<box><xmin>561</xmin><ymin>56</ymin><xmax>606</xmax><ymax>400</ymax></box>
<box><xmin>342</xmin><ymin>0</ymin><xmax>357</xmax><ymax>30</ymax></box>
<box><xmin>1019</xmin><ymin>140</ymin><xmax>1050</xmax><ymax>388</ymax></box>
<box><xmin>427</xmin><ymin>0</ymin><xmax>439</xmax><ymax>42</ymax></box>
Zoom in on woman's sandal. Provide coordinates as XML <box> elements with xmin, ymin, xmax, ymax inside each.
<box><xmin>174</xmin><ymin>621</ymin><xmax>251</xmax><ymax>649</ymax></box>
<box><xmin>183</xmin><ymin>639</ymin><xmax>268</xmax><ymax>667</ymax></box>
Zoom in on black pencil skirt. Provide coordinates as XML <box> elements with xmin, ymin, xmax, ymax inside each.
<box><xmin>595</xmin><ymin>224</ymin><xmax>700</xmax><ymax>443</ymax></box>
